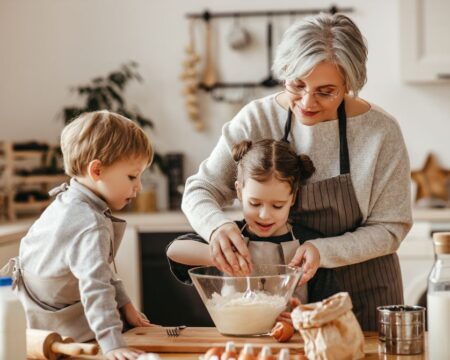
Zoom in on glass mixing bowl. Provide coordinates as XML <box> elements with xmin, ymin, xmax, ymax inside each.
<box><xmin>189</xmin><ymin>264</ymin><xmax>303</xmax><ymax>336</ymax></box>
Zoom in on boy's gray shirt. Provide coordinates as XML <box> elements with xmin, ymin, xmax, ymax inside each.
<box><xmin>18</xmin><ymin>178</ymin><xmax>130</xmax><ymax>353</ymax></box>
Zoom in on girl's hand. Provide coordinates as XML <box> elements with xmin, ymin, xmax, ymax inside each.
<box><xmin>121</xmin><ymin>302</ymin><xmax>151</xmax><ymax>328</ymax></box>
<box><xmin>289</xmin><ymin>242</ymin><xmax>320</xmax><ymax>286</ymax></box>
<box><xmin>210</xmin><ymin>222</ymin><xmax>253</xmax><ymax>275</ymax></box>
<box><xmin>105</xmin><ymin>347</ymin><xmax>144</xmax><ymax>360</ymax></box>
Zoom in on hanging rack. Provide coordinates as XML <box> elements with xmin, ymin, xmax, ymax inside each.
<box><xmin>186</xmin><ymin>5</ymin><xmax>353</xmax><ymax>20</ymax></box>
<box><xmin>185</xmin><ymin>5</ymin><xmax>354</xmax><ymax>92</ymax></box>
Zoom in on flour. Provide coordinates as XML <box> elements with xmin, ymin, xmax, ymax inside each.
<box><xmin>206</xmin><ymin>291</ymin><xmax>286</xmax><ymax>335</ymax></box>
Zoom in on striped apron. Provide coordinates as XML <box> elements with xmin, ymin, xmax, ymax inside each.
<box><xmin>283</xmin><ymin>101</ymin><xmax>404</xmax><ymax>331</ymax></box>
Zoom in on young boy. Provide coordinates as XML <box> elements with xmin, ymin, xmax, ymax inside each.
<box><xmin>5</xmin><ymin>111</ymin><xmax>152</xmax><ymax>359</ymax></box>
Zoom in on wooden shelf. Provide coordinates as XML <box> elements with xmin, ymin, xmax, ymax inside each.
<box><xmin>12</xmin><ymin>200</ymin><xmax>51</xmax><ymax>211</ymax></box>
<box><xmin>12</xmin><ymin>151</ymin><xmax>46</xmax><ymax>160</ymax></box>
<box><xmin>1</xmin><ymin>142</ymin><xmax>64</xmax><ymax>220</ymax></box>
<box><xmin>14</xmin><ymin>175</ymin><xmax>68</xmax><ymax>185</ymax></box>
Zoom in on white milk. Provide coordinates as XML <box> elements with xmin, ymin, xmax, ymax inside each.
<box><xmin>427</xmin><ymin>291</ymin><xmax>450</xmax><ymax>360</ymax></box>
<box><xmin>0</xmin><ymin>277</ymin><xmax>27</xmax><ymax>360</ymax></box>
<box><xmin>206</xmin><ymin>291</ymin><xmax>286</xmax><ymax>335</ymax></box>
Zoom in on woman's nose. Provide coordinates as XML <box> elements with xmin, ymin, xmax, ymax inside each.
<box><xmin>300</xmin><ymin>92</ymin><xmax>318</xmax><ymax>107</ymax></box>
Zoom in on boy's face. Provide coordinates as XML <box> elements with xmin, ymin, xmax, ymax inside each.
<box><xmin>236</xmin><ymin>176</ymin><xmax>295</xmax><ymax>238</ymax></box>
<box><xmin>94</xmin><ymin>157</ymin><xmax>148</xmax><ymax>211</ymax></box>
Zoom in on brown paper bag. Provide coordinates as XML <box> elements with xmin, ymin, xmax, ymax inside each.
<box><xmin>292</xmin><ymin>292</ymin><xmax>364</xmax><ymax>360</ymax></box>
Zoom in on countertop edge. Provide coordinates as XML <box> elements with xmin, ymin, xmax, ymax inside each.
<box><xmin>1</xmin><ymin>208</ymin><xmax>450</xmax><ymax>245</ymax></box>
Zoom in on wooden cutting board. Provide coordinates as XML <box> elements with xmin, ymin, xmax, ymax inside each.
<box><xmin>123</xmin><ymin>326</ymin><xmax>304</xmax><ymax>354</ymax></box>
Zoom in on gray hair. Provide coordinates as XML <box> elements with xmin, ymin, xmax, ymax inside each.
<box><xmin>272</xmin><ymin>13</ymin><xmax>368</xmax><ymax>95</ymax></box>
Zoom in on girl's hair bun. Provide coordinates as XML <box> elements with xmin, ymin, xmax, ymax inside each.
<box><xmin>232</xmin><ymin>140</ymin><xmax>253</xmax><ymax>162</ymax></box>
<box><xmin>298</xmin><ymin>154</ymin><xmax>315</xmax><ymax>180</ymax></box>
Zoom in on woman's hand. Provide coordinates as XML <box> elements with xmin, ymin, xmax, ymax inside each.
<box><xmin>209</xmin><ymin>222</ymin><xmax>252</xmax><ymax>275</ymax></box>
<box><xmin>289</xmin><ymin>242</ymin><xmax>320</xmax><ymax>286</ymax></box>
<box><xmin>105</xmin><ymin>347</ymin><xmax>144</xmax><ymax>360</ymax></box>
<box><xmin>121</xmin><ymin>302</ymin><xmax>151</xmax><ymax>328</ymax></box>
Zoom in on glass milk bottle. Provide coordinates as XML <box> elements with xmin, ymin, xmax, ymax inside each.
<box><xmin>427</xmin><ymin>232</ymin><xmax>450</xmax><ymax>360</ymax></box>
<box><xmin>0</xmin><ymin>276</ymin><xmax>27</xmax><ymax>360</ymax></box>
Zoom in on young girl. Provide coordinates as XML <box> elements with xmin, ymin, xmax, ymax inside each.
<box><xmin>167</xmin><ymin>139</ymin><xmax>339</xmax><ymax>303</ymax></box>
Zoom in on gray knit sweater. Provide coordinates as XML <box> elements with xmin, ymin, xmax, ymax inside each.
<box><xmin>182</xmin><ymin>93</ymin><xmax>413</xmax><ymax>268</ymax></box>
<box><xmin>19</xmin><ymin>179</ymin><xmax>130</xmax><ymax>353</ymax></box>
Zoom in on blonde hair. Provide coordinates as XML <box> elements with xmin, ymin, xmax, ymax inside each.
<box><xmin>232</xmin><ymin>139</ymin><xmax>315</xmax><ymax>194</ymax></box>
<box><xmin>61</xmin><ymin>110</ymin><xmax>153</xmax><ymax>177</ymax></box>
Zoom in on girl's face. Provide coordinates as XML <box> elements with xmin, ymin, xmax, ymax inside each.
<box><xmin>284</xmin><ymin>61</ymin><xmax>347</xmax><ymax>126</ymax></box>
<box><xmin>236</xmin><ymin>176</ymin><xmax>295</xmax><ymax>237</ymax></box>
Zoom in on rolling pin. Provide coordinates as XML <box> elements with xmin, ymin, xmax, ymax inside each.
<box><xmin>27</xmin><ymin>329</ymin><xmax>99</xmax><ymax>360</ymax></box>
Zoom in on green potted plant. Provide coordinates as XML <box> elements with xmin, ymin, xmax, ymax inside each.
<box><xmin>62</xmin><ymin>61</ymin><xmax>167</xmax><ymax>175</ymax></box>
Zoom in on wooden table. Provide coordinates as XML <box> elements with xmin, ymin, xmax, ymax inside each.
<box><xmin>61</xmin><ymin>330</ymin><xmax>427</xmax><ymax>360</ymax></box>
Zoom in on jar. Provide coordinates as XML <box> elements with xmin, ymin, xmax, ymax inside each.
<box><xmin>427</xmin><ymin>232</ymin><xmax>450</xmax><ymax>360</ymax></box>
<box><xmin>0</xmin><ymin>276</ymin><xmax>27</xmax><ymax>360</ymax></box>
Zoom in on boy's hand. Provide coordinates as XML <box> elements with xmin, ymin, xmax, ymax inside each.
<box><xmin>289</xmin><ymin>242</ymin><xmax>320</xmax><ymax>286</ymax></box>
<box><xmin>105</xmin><ymin>347</ymin><xmax>143</xmax><ymax>360</ymax></box>
<box><xmin>121</xmin><ymin>302</ymin><xmax>151</xmax><ymax>328</ymax></box>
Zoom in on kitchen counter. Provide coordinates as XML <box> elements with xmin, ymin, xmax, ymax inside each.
<box><xmin>2</xmin><ymin>207</ymin><xmax>450</xmax><ymax>310</ymax></box>
<box><xmin>2</xmin><ymin>207</ymin><xmax>450</xmax><ymax>244</ymax></box>
<box><xmin>61</xmin><ymin>331</ymin><xmax>428</xmax><ymax>359</ymax></box>
<box><xmin>0</xmin><ymin>210</ymin><xmax>241</xmax><ymax>244</ymax></box>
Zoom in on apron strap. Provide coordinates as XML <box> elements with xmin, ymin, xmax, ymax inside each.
<box><xmin>281</xmin><ymin>100</ymin><xmax>350</xmax><ymax>175</ymax></box>
<box><xmin>337</xmin><ymin>101</ymin><xmax>350</xmax><ymax>174</ymax></box>
<box><xmin>281</xmin><ymin>108</ymin><xmax>293</xmax><ymax>143</ymax></box>
<box><xmin>1</xmin><ymin>257</ymin><xmax>22</xmax><ymax>291</ymax></box>
<box><xmin>48</xmin><ymin>182</ymin><xmax>69</xmax><ymax>197</ymax></box>
<box><xmin>0</xmin><ymin>257</ymin><xmax>16</xmax><ymax>277</ymax></box>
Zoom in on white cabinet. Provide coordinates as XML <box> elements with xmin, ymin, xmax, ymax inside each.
<box><xmin>399</xmin><ymin>0</ymin><xmax>450</xmax><ymax>82</ymax></box>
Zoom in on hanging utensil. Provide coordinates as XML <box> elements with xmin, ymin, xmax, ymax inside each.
<box><xmin>228</xmin><ymin>15</ymin><xmax>251</xmax><ymax>51</ymax></box>
<box><xmin>260</xmin><ymin>18</ymin><xmax>279</xmax><ymax>88</ymax></box>
<box><xmin>180</xmin><ymin>19</ymin><xmax>204</xmax><ymax>131</ymax></box>
<box><xmin>202</xmin><ymin>14</ymin><xmax>218</xmax><ymax>89</ymax></box>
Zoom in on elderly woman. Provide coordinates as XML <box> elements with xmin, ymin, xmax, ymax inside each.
<box><xmin>181</xmin><ymin>13</ymin><xmax>412</xmax><ymax>330</ymax></box>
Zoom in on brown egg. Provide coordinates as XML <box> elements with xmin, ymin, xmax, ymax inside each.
<box><xmin>238</xmin><ymin>344</ymin><xmax>256</xmax><ymax>360</ymax></box>
<box><xmin>221</xmin><ymin>341</ymin><xmax>238</xmax><ymax>360</ymax></box>
<box><xmin>204</xmin><ymin>347</ymin><xmax>224</xmax><ymax>359</ymax></box>
<box><xmin>257</xmin><ymin>355</ymin><xmax>276</xmax><ymax>360</ymax></box>
<box><xmin>257</xmin><ymin>345</ymin><xmax>276</xmax><ymax>360</ymax></box>
<box><xmin>277</xmin><ymin>349</ymin><xmax>290</xmax><ymax>360</ymax></box>
<box><xmin>221</xmin><ymin>352</ymin><xmax>238</xmax><ymax>360</ymax></box>
<box><xmin>238</xmin><ymin>354</ymin><xmax>256</xmax><ymax>360</ymax></box>
<box><xmin>270</xmin><ymin>321</ymin><xmax>295</xmax><ymax>343</ymax></box>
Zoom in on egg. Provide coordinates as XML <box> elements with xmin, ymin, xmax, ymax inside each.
<box><xmin>257</xmin><ymin>345</ymin><xmax>276</xmax><ymax>360</ymax></box>
<box><xmin>270</xmin><ymin>321</ymin><xmax>295</xmax><ymax>342</ymax></box>
<box><xmin>204</xmin><ymin>347</ymin><xmax>224</xmax><ymax>359</ymax></box>
<box><xmin>238</xmin><ymin>343</ymin><xmax>256</xmax><ymax>360</ymax></box>
<box><xmin>221</xmin><ymin>341</ymin><xmax>238</xmax><ymax>360</ymax></box>
<box><xmin>277</xmin><ymin>349</ymin><xmax>290</xmax><ymax>360</ymax></box>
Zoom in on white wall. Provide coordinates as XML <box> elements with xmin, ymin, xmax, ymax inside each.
<box><xmin>1</xmin><ymin>0</ymin><xmax>450</xmax><ymax>195</ymax></box>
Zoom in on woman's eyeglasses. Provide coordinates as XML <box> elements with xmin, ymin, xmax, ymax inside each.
<box><xmin>284</xmin><ymin>82</ymin><xmax>341</xmax><ymax>102</ymax></box>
